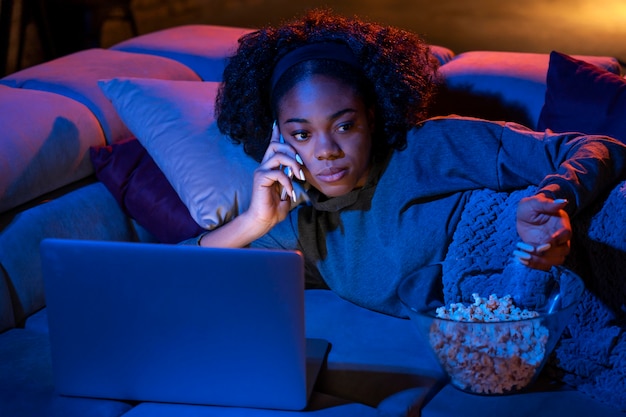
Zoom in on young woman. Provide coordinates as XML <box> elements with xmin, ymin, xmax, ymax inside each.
<box><xmin>185</xmin><ymin>10</ymin><xmax>626</xmax><ymax>316</ymax></box>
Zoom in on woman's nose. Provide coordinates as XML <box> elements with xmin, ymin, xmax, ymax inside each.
<box><xmin>315</xmin><ymin>134</ymin><xmax>344</xmax><ymax>160</ymax></box>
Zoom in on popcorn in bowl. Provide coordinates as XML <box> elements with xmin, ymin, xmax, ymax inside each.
<box><xmin>430</xmin><ymin>293</ymin><xmax>549</xmax><ymax>394</ymax></box>
<box><xmin>397</xmin><ymin>263</ymin><xmax>585</xmax><ymax>396</ymax></box>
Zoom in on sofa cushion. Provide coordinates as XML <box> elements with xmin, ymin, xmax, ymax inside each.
<box><xmin>99</xmin><ymin>77</ymin><xmax>279</xmax><ymax>231</ymax></box>
<box><xmin>110</xmin><ymin>24</ymin><xmax>255</xmax><ymax>81</ymax></box>
<box><xmin>304</xmin><ymin>289</ymin><xmax>444</xmax><ymax>411</ymax></box>
<box><xmin>0</xmin><ymin>327</ymin><xmax>133</xmax><ymax>417</ymax></box>
<box><xmin>428</xmin><ymin>45</ymin><xmax>455</xmax><ymax>65</ymax></box>
<box><xmin>538</xmin><ymin>51</ymin><xmax>626</xmax><ymax>143</ymax></box>
<box><xmin>90</xmin><ymin>138</ymin><xmax>204</xmax><ymax>243</ymax></box>
<box><xmin>0</xmin><ymin>183</ymin><xmax>139</xmax><ymax>323</ymax></box>
<box><xmin>305</xmin><ymin>290</ymin><xmax>441</xmax><ymax>372</ymax></box>
<box><xmin>434</xmin><ymin>51</ymin><xmax>621</xmax><ymax>129</ymax></box>
<box><xmin>0</xmin><ymin>48</ymin><xmax>202</xmax><ymax>144</ymax></box>
<box><xmin>0</xmin><ymin>84</ymin><xmax>106</xmax><ymax>213</ymax></box>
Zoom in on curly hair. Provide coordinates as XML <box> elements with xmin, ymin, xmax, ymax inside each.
<box><xmin>215</xmin><ymin>9</ymin><xmax>440</xmax><ymax>162</ymax></box>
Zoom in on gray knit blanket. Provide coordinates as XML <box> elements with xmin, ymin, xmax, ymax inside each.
<box><xmin>441</xmin><ymin>181</ymin><xmax>626</xmax><ymax>410</ymax></box>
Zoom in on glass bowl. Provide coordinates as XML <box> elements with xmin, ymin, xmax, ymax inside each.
<box><xmin>397</xmin><ymin>263</ymin><xmax>584</xmax><ymax>395</ymax></box>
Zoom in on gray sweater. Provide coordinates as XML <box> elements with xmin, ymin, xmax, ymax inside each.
<box><xmin>249</xmin><ymin>116</ymin><xmax>626</xmax><ymax>316</ymax></box>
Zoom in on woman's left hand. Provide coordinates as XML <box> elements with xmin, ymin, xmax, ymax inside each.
<box><xmin>515</xmin><ymin>194</ymin><xmax>572</xmax><ymax>271</ymax></box>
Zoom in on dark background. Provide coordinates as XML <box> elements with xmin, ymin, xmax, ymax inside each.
<box><xmin>3</xmin><ymin>0</ymin><xmax>626</xmax><ymax>75</ymax></box>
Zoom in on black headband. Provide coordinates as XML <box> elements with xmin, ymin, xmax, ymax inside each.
<box><xmin>270</xmin><ymin>42</ymin><xmax>361</xmax><ymax>92</ymax></box>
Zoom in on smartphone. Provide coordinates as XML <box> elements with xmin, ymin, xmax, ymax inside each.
<box><xmin>273</xmin><ymin>120</ymin><xmax>292</xmax><ymax>200</ymax></box>
<box><xmin>272</xmin><ymin>120</ymin><xmax>285</xmax><ymax>144</ymax></box>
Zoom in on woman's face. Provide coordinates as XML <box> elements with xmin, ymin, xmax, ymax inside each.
<box><xmin>277</xmin><ymin>75</ymin><xmax>374</xmax><ymax>198</ymax></box>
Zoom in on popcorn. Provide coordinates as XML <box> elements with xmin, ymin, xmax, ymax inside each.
<box><xmin>430</xmin><ymin>293</ymin><xmax>549</xmax><ymax>394</ymax></box>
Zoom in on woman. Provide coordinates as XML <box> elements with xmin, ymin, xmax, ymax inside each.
<box><xmin>186</xmin><ymin>10</ymin><xmax>626</xmax><ymax>316</ymax></box>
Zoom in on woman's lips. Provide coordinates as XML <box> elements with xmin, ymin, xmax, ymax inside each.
<box><xmin>316</xmin><ymin>166</ymin><xmax>348</xmax><ymax>183</ymax></box>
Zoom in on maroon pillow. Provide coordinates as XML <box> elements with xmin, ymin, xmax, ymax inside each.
<box><xmin>538</xmin><ymin>51</ymin><xmax>626</xmax><ymax>144</ymax></box>
<box><xmin>90</xmin><ymin>138</ymin><xmax>205</xmax><ymax>243</ymax></box>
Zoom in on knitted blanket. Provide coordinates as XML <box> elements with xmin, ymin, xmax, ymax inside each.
<box><xmin>441</xmin><ymin>181</ymin><xmax>626</xmax><ymax>411</ymax></box>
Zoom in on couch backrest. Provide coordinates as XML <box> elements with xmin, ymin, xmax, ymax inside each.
<box><xmin>0</xmin><ymin>25</ymin><xmax>244</xmax><ymax>332</ymax></box>
<box><xmin>110</xmin><ymin>24</ymin><xmax>255</xmax><ymax>82</ymax></box>
<box><xmin>0</xmin><ymin>85</ymin><xmax>106</xmax><ymax>214</ymax></box>
<box><xmin>432</xmin><ymin>50</ymin><xmax>621</xmax><ymax>129</ymax></box>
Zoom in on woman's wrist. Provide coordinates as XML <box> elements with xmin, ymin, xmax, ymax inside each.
<box><xmin>537</xmin><ymin>183</ymin><xmax>577</xmax><ymax>216</ymax></box>
<box><xmin>235</xmin><ymin>210</ymin><xmax>276</xmax><ymax>242</ymax></box>
<box><xmin>196</xmin><ymin>211</ymin><xmax>271</xmax><ymax>248</ymax></box>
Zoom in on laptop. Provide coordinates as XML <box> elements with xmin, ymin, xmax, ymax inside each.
<box><xmin>40</xmin><ymin>238</ymin><xmax>330</xmax><ymax>410</ymax></box>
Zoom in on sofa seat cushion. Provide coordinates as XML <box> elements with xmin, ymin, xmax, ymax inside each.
<box><xmin>0</xmin><ymin>327</ymin><xmax>133</xmax><ymax>417</ymax></box>
<box><xmin>434</xmin><ymin>50</ymin><xmax>621</xmax><ymax>129</ymax></box>
<box><xmin>0</xmin><ymin>48</ymin><xmax>202</xmax><ymax>144</ymax></box>
<box><xmin>304</xmin><ymin>289</ymin><xmax>445</xmax><ymax>411</ymax></box>
<box><xmin>110</xmin><ymin>24</ymin><xmax>255</xmax><ymax>81</ymax></box>
<box><xmin>0</xmin><ymin>84</ymin><xmax>106</xmax><ymax>213</ymax></box>
<box><xmin>305</xmin><ymin>290</ymin><xmax>441</xmax><ymax>372</ymax></box>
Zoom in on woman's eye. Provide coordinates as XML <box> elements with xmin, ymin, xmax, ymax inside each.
<box><xmin>292</xmin><ymin>131</ymin><xmax>309</xmax><ymax>141</ymax></box>
<box><xmin>337</xmin><ymin>122</ymin><xmax>354</xmax><ymax>132</ymax></box>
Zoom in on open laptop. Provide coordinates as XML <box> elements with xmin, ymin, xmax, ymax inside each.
<box><xmin>40</xmin><ymin>238</ymin><xmax>330</xmax><ymax>410</ymax></box>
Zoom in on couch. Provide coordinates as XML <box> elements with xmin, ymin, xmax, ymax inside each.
<box><xmin>1</xmin><ymin>23</ymin><xmax>625</xmax><ymax>417</ymax></box>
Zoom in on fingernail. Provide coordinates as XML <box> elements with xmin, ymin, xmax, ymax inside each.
<box><xmin>272</xmin><ymin>120</ymin><xmax>277</xmax><ymax>130</ymax></box>
<box><xmin>513</xmin><ymin>250</ymin><xmax>532</xmax><ymax>260</ymax></box>
<box><xmin>279</xmin><ymin>134</ymin><xmax>284</xmax><ymax>144</ymax></box>
<box><xmin>515</xmin><ymin>256</ymin><xmax>530</xmax><ymax>266</ymax></box>
<box><xmin>516</xmin><ymin>242</ymin><xmax>535</xmax><ymax>252</ymax></box>
<box><xmin>554</xmin><ymin>199</ymin><xmax>568</xmax><ymax>204</ymax></box>
<box><xmin>295</xmin><ymin>154</ymin><xmax>304</xmax><ymax>165</ymax></box>
<box><xmin>536</xmin><ymin>243</ymin><xmax>551</xmax><ymax>253</ymax></box>
<box><xmin>291</xmin><ymin>190</ymin><xmax>297</xmax><ymax>203</ymax></box>
<box><xmin>281</xmin><ymin>187</ymin><xmax>287</xmax><ymax>201</ymax></box>
<box><xmin>299</xmin><ymin>169</ymin><xmax>305</xmax><ymax>181</ymax></box>
<box><xmin>284</xmin><ymin>166</ymin><xmax>293</xmax><ymax>178</ymax></box>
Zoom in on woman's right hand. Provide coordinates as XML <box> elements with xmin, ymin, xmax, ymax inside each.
<box><xmin>197</xmin><ymin>123</ymin><xmax>305</xmax><ymax>248</ymax></box>
<box><xmin>245</xmin><ymin>122</ymin><xmax>305</xmax><ymax>235</ymax></box>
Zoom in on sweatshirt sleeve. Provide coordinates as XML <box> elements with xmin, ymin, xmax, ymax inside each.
<box><xmin>410</xmin><ymin>117</ymin><xmax>626</xmax><ymax>216</ymax></box>
<box><xmin>498</xmin><ymin>121</ymin><xmax>626</xmax><ymax>216</ymax></box>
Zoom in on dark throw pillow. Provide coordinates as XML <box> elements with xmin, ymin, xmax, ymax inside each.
<box><xmin>538</xmin><ymin>51</ymin><xmax>626</xmax><ymax>144</ymax></box>
<box><xmin>90</xmin><ymin>138</ymin><xmax>204</xmax><ymax>243</ymax></box>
